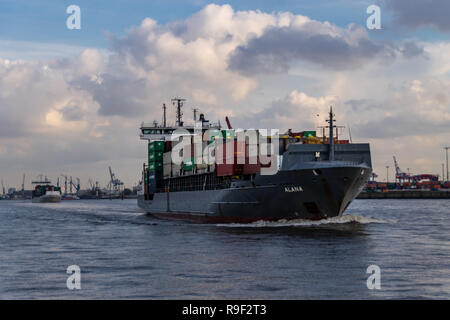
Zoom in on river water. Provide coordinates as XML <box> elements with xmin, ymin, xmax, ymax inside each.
<box><xmin>0</xmin><ymin>199</ymin><xmax>449</xmax><ymax>299</ymax></box>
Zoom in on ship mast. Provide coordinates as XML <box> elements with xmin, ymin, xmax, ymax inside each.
<box><xmin>171</xmin><ymin>97</ymin><xmax>186</xmax><ymax>127</ymax></box>
<box><xmin>327</xmin><ymin>106</ymin><xmax>335</xmax><ymax>161</ymax></box>
<box><xmin>162</xmin><ymin>103</ymin><xmax>167</xmax><ymax>127</ymax></box>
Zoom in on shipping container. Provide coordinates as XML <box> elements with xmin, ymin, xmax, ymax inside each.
<box><xmin>148</xmin><ymin>170</ymin><xmax>163</xmax><ymax>181</ymax></box>
<box><xmin>148</xmin><ymin>140</ymin><xmax>165</xmax><ymax>152</ymax></box>
<box><xmin>183</xmin><ymin>158</ymin><xmax>194</xmax><ymax>171</ymax></box>
<box><xmin>196</xmin><ymin>163</ymin><xmax>208</xmax><ymax>170</ymax></box>
<box><xmin>163</xmin><ymin>152</ymin><xmax>172</xmax><ymax>165</ymax></box>
<box><xmin>221</xmin><ymin>129</ymin><xmax>235</xmax><ymax>140</ymax></box>
<box><xmin>148</xmin><ymin>151</ymin><xmax>163</xmax><ymax>162</ymax></box>
<box><xmin>242</xmin><ymin>163</ymin><xmax>260</xmax><ymax>174</ymax></box>
<box><xmin>148</xmin><ymin>161</ymin><xmax>163</xmax><ymax>172</ymax></box>
<box><xmin>163</xmin><ymin>163</ymin><xmax>171</xmax><ymax>178</ymax></box>
<box><xmin>335</xmin><ymin>139</ymin><xmax>350</xmax><ymax>144</ymax></box>
<box><xmin>148</xmin><ymin>179</ymin><xmax>157</xmax><ymax>194</ymax></box>
<box><xmin>196</xmin><ymin>168</ymin><xmax>208</xmax><ymax>175</ymax></box>
<box><xmin>216</xmin><ymin>164</ymin><xmax>244</xmax><ymax>177</ymax></box>
<box><xmin>164</xmin><ymin>141</ymin><xmax>172</xmax><ymax>152</ymax></box>
<box><xmin>172</xmin><ymin>164</ymin><xmax>182</xmax><ymax>177</ymax></box>
<box><xmin>302</xmin><ymin>131</ymin><xmax>316</xmax><ymax>138</ymax></box>
<box><xmin>216</xmin><ymin>141</ymin><xmax>246</xmax><ymax>164</ymax></box>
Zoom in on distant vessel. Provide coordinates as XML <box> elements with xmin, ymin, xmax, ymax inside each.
<box><xmin>31</xmin><ymin>176</ymin><xmax>62</xmax><ymax>203</ymax></box>
<box><xmin>137</xmin><ymin>98</ymin><xmax>372</xmax><ymax>223</ymax></box>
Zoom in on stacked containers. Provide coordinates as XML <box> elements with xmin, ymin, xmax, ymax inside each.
<box><xmin>183</xmin><ymin>158</ymin><xmax>194</xmax><ymax>175</ymax></box>
<box><xmin>221</xmin><ymin>129</ymin><xmax>235</xmax><ymax>140</ymax></box>
<box><xmin>215</xmin><ymin>141</ymin><xmax>261</xmax><ymax>176</ymax></box>
<box><xmin>302</xmin><ymin>131</ymin><xmax>316</xmax><ymax>138</ymax></box>
<box><xmin>163</xmin><ymin>151</ymin><xmax>172</xmax><ymax>178</ymax></box>
<box><xmin>148</xmin><ymin>141</ymin><xmax>165</xmax><ymax>191</ymax></box>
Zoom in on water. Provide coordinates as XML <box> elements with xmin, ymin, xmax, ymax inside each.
<box><xmin>0</xmin><ymin>199</ymin><xmax>449</xmax><ymax>299</ymax></box>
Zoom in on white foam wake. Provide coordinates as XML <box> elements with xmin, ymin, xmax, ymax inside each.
<box><xmin>216</xmin><ymin>214</ymin><xmax>395</xmax><ymax>228</ymax></box>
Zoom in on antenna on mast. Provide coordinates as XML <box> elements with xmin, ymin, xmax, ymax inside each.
<box><xmin>171</xmin><ymin>97</ymin><xmax>186</xmax><ymax>127</ymax></box>
<box><xmin>193</xmin><ymin>108</ymin><xmax>199</xmax><ymax>121</ymax></box>
<box><xmin>162</xmin><ymin>103</ymin><xmax>167</xmax><ymax>127</ymax></box>
<box><xmin>326</xmin><ymin>106</ymin><xmax>335</xmax><ymax>161</ymax></box>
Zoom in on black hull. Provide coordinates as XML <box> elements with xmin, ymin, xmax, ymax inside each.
<box><xmin>138</xmin><ymin>165</ymin><xmax>371</xmax><ymax>223</ymax></box>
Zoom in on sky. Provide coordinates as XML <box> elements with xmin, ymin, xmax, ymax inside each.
<box><xmin>1</xmin><ymin>0</ymin><xmax>450</xmax><ymax>190</ymax></box>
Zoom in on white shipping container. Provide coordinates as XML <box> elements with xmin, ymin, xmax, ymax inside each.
<box><xmin>163</xmin><ymin>152</ymin><xmax>172</xmax><ymax>165</ymax></box>
<box><xmin>196</xmin><ymin>163</ymin><xmax>208</xmax><ymax>170</ymax></box>
<box><xmin>172</xmin><ymin>164</ymin><xmax>182</xmax><ymax>177</ymax></box>
<box><xmin>196</xmin><ymin>168</ymin><xmax>207</xmax><ymax>175</ymax></box>
<box><xmin>163</xmin><ymin>163</ymin><xmax>171</xmax><ymax>178</ymax></box>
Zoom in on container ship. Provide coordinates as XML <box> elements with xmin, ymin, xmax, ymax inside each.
<box><xmin>31</xmin><ymin>177</ymin><xmax>62</xmax><ymax>203</ymax></box>
<box><xmin>137</xmin><ymin>98</ymin><xmax>372</xmax><ymax>223</ymax></box>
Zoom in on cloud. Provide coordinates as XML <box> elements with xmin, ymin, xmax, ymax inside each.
<box><xmin>384</xmin><ymin>0</ymin><xmax>450</xmax><ymax>32</ymax></box>
<box><xmin>347</xmin><ymin>78</ymin><xmax>450</xmax><ymax>139</ymax></box>
<box><xmin>228</xmin><ymin>18</ymin><xmax>424</xmax><ymax>74</ymax></box>
<box><xmin>234</xmin><ymin>90</ymin><xmax>338</xmax><ymax>131</ymax></box>
<box><xmin>61</xmin><ymin>104</ymin><xmax>84</xmax><ymax>121</ymax></box>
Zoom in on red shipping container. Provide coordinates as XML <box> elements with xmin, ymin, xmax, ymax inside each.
<box><xmin>243</xmin><ymin>163</ymin><xmax>261</xmax><ymax>174</ymax></box>
<box><xmin>215</xmin><ymin>141</ymin><xmax>262</xmax><ymax>176</ymax></box>
<box><xmin>216</xmin><ymin>164</ymin><xmax>244</xmax><ymax>176</ymax></box>
<box><xmin>216</xmin><ymin>141</ymin><xmax>246</xmax><ymax>164</ymax></box>
<box><xmin>164</xmin><ymin>141</ymin><xmax>172</xmax><ymax>152</ymax></box>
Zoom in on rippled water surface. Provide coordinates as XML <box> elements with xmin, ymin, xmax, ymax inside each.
<box><xmin>0</xmin><ymin>199</ymin><xmax>449</xmax><ymax>299</ymax></box>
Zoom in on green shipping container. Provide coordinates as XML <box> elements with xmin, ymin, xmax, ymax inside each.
<box><xmin>148</xmin><ymin>161</ymin><xmax>163</xmax><ymax>172</ymax></box>
<box><xmin>183</xmin><ymin>158</ymin><xmax>194</xmax><ymax>171</ymax></box>
<box><xmin>302</xmin><ymin>131</ymin><xmax>316</xmax><ymax>138</ymax></box>
<box><xmin>148</xmin><ymin>151</ymin><xmax>164</xmax><ymax>162</ymax></box>
<box><xmin>204</xmin><ymin>129</ymin><xmax>221</xmax><ymax>143</ymax></box>
<box><xmin>148</xmin><ymin>141</ymin><xmax>165</xmax><ymax>152</ymax></box>
<box><xmin>221</xmin><ymin>130</ymin><xmax>235</xmax><ymax>140</ymax></box>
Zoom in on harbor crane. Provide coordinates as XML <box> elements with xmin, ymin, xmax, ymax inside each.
<box><xmin>70</xmin><ymin>177</ymin><xmax>81</xmax><ymax>193</ymax></box>
<box><xmin>21</xmin><ymin>174</ymin><xmax>25</xmax><ymax>197</ymax></box>
<box><xmin>1</xmin><ymin>179</ymin><xmax>5</xmax><ymax>196</ymax></box>
<box><xmin>108</xmin><ymin>167</ymin><xmax>124</xmax><ymax>195</ymax></box>
<box><xmin>61</xmin><ymin>175</ymin><xmax>68</xmax><ymax>195</ymax></box>
<box><xmin>393</xmin><ymin>156</ymin><xmax>439</xmax><ymax>183</ymax></box>
<box><xmin>393</xmin><ymin>156</ymin><xmax>410</xmax><ymax>182</ymax></box>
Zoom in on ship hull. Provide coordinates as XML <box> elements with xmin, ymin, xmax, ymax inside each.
<box><xmin>32</xmin><ymin>194</ymin><xmax>61</xmax><ymax>203</ymax></box>
<box><xmin>138</xmin><ymin>165</ymin><xmax>371</xmax><ymax>223</ymax></box>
